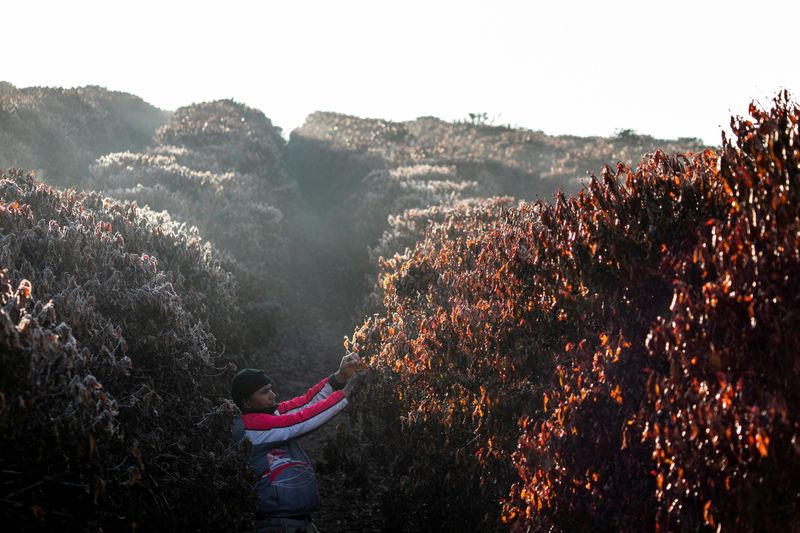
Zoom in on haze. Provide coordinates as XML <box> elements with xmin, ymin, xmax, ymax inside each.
<box><xmin>5</xmin><ymin>0</ymin><xmax>798</xmax><ymax>144</ymax></box>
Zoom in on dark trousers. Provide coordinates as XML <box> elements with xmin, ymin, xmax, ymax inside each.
<box><xmin>255</xmin><ymin>516</ymin><xmax>319</xmax><ymax>533</ymax></box>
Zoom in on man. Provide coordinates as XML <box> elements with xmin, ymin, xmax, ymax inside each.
<box><xmin>231</xmin><ymin>352</ymin><xmax>363</xmax><ymax>533</ymax></box>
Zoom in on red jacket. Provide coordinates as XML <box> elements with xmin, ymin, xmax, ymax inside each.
<box><xmin>232</xmin><ymin>375</ymin><xmax>348</xmax><ymax>516</ymax></box>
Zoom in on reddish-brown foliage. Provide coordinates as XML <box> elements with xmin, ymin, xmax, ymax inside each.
<box><xmin>347</xmin><ymin>94</ymin><xmax>798</xmax><ymax>531</ymax></box>
<box><xmin>638</xmin><ymin>93</ymin><xmax>800</xmax><ymax>531</ymax></box>
<box><xmin>502</xmin><ymin>148</ymin><xmax>725</xmax><ymax>531</ymax></box>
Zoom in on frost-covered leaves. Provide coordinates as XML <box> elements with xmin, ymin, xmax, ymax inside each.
<box><xmin>154</xmin><ymin>99</ymin><xmax>289</xmax><ymax>184</ymax></box>
<box><xmin>0</xmin><ymin>170</ymin><xmax>252</xmax><ymax>530</ymax></box>
<box><xmin>351</xmin><ymin>164</ymin><xmax>483</xmax><ymax>246</ymax></box>
<box><xmin>0</xmin><ymin>270</ymin><xmax>120</xmax><ymax>530</ymax></box>
<box><xmin>0</xmin><ymin>84</ymin><xmax>167</xmax><ymax>187</ymax></box>
<box><xmin>290</xmin><ymin>111</ymin><xmax>708</xmax><ymax>208</ymax></box>
<box><xmin>344</xmin><ymin>164</ymin><xmax>498</xmax><ymax>323</ymax></box>
<box><xmin>91</xmin><ymin>100</ymin><xmax>298</xmax><ymax>333</ymax></box>
<box><xmin>349</xmin><ymin>94</ymin><xmax>799</xmax><ymax>531</ymax></box>
<box><xmin>91</xmin><ymin>150</ymin><xmax>285</xmax><ymax>272</ymax></box>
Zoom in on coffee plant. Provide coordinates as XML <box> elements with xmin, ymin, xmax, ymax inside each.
<box><xmin>346</xmin><ymin>93</ymin><xmax>798</xmax><ymax>531</ymax></box>
<box><xmin>289</xmin><ymin>111</ymin><xmax>708</xmax><ymax>209</ymax></box>
<box><xmin>90</xmin><ymin>100</ymin><xmax>299</xmax><ymax>341</ymax></box>
<box><xmin>350</xmin><ymin>164</ymin><xmax>482</xmax><ymax>246</ymax></box>
<box><xmin>361</xmin><ymin>197</ymin><xmax>517</xmax><ymax>318</ymax></box>
<box><xmin>636</xmin><ymin>93</ymin><xmax>800</xmax><ymax>531</ymax></box>
<box><xmin>0</xmin><ymin>84</ymin><xmax>167</xmax><ymax>187</ymax></box>
<box><xmin>0</xmin><ymin>169</ymin><xmax>252</xmax><ymax>530</ymax></box>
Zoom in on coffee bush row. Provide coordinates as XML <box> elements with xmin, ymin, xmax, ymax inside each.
<box><xmin>0</xmin><ymin>169</ymin><xmax>252</xmax><ymax>530</ymax></box>
<box><xmin>347</xmin><ymin>94</ymin><xmax>798</xmax><ymax>531</ymax></box>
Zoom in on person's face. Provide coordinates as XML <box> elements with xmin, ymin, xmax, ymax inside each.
<box><xmin>244</xmin><ymin>384</ymin><xmax>277</xmax><ymax>411</ymax></box>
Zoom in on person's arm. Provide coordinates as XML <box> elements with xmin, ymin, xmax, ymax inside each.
<box><xmin>242</xmin><ymin>387</ymin><xmax>350</xmax><ymax>445</ymax></box>
<box><xmin>277</xmin><ymin>352</ymin><xmax>363</xmax><ymax>414</ymax></box>
<box><xmin>276</xmin><ymin>376</ymin><xmax>342</xmax><ymax>414</ymax></box>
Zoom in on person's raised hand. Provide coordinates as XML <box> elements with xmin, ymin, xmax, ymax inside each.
<box><xmin>342</xmin><ymin>373</ymin><xmax>360</xmax><ymax>397</ymax></box>
<box><xmin>354</xmin><ymin>356</ymin><xmax>369</xmax><ymax>376</ymax></box>
<box><xmin>335</xmin><ymin>351</ymin><xmax>362</xmax><ymax>384</ymax></box>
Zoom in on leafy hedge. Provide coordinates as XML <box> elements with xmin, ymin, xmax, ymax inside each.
<box><xmin>362</xmin><ymin>197</ymin><xmax>517</xmax><ymax>318</ymax></box>
<box><xmin>346</xmin><ymin>94</ymin><xmax>799</xmax><ymax>531</ymax></box>
<box><xmin>154</xmin><ymin>100</ymin><xmax>288</xmax><ymax>184</ymax></box>
<box><xmin>90</xmin><ymin>100</ymin><xmax>298</xmax><ymax>340</ymax></box>
<box><xmin>91</xmin><ymin>150</ymin><xmax>286</xmax><ymax>280</ymax></box>
<box><xmin>350</xmin><ymin>164</ymin><xmax>482</xmax><ymax>247</ymax></box>
<box><xmin>0</xmin><ymin>84</ymin><xmax>167</xmax><ymax>187</ymax></box>
<box><xmin>634</xmin><ymin>95</ymin><xmax>800</xmax><ymax>531</ymax></box>
<box><xmin>289</xmin><ymin>111</ymin><xmax>708</xmax><ymax>209</ymax></box>
<box><xmin>0</xmin><ymin>170</ymin><xmax>252</xmax><ymax>530</ymax></box>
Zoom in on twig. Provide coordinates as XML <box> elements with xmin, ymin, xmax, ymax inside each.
<box><xmin>5</xmin><ymin>479</ymin><xmax>45</xmax><ymax>499</ymax></box>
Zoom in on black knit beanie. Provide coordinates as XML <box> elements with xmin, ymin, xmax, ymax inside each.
<box><xmin>231</xmin><ymin>368</ymin><xmax>272</xmax><ymax>407</ymax></box>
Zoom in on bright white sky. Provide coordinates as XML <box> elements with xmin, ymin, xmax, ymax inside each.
<box><xmin>4</xmin><ymin>0</ymin><xmax>798</xmax><ymax>145</ymax></box>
